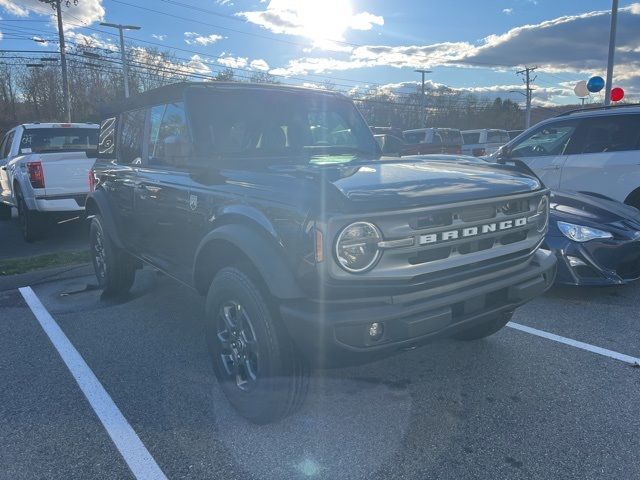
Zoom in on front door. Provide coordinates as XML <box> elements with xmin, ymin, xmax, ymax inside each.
<box><xmin>508</xmin><ymin>119</ymin><xmax>580</xmax><ymax>189</ymax></box>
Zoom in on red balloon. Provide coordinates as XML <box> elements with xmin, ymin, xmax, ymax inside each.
<box><xmin>611</xmin><ymin>87</ymin><xmax>624</xmax><ymax>102</ymax></box>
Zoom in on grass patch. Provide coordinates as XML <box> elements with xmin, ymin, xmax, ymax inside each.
<box><xmin>0</xmin><ymin>250</ymin><xmax>91</xmax><ymax>276</ymax></box>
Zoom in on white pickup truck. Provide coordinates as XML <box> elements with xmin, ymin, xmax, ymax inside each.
<box><xmin>0</xmin><ymin>123</ymin><xmax>99</xmax><ymax>241</ymax></box>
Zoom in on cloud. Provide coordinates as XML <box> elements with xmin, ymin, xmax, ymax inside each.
<box><xmin>250</xmin><ymin>59</ymin><xmax>270</xmax><ymax>71</ymax></box>
<box><xmin>216</xmin><ymin>0</ymin><xmax>234</xmax><ymax>5</ymax></box>
<box><xmin>270</xmin><ymin>3</ymin><xmax>640</xmax><ymax>98</ymax></box>
<box><xmin>151</xmin><ymin>34</ymin><xmax>166</xmax><ymax>41</ymax></box>
<box><xmin>0</xmin><ymin>0</ymin><xmax>29</xmax><ymax>16</ymax></box>
<box><xmin>216</xmin><ymin>55</ymin><xmax>248</xmax><ymax>69</ymax></box>
<box><xmin>502</xmin><ymin>8</ymin><xmax>513</xmax><ymax>15</ymax></box>
<box><xmin>184</xmin><ymin>32</ymin><xmax>223</xmax><ymax>46</ymax></box>
<box><xmin>0</xmin><ymin>0</ymin><xmax>105</xmax><ymax>29</ymax></box>
<box><xmin>238</xmin><ymin>0</ymin><xmax>383</xmax><ymax>48</ymax></box>
<box><xmin>130</xmin><ymin>48</ymin><xmax>212</xmax><ymax>77</ymax></box>
<box><xmin>66</xmin><ymin>31</ymin><xmax>119</xmax><ymax>52</ymax></box>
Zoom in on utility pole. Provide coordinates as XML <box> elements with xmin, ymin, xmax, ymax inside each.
<box><xmin>100</xmin><ymin>22</ymin><xmax>141</xmax><ymax>98</ymax></box>
<box><xmin>39</xmin><ymin>0</ymin><xmax>71</xmax><ymax>122</ymax></box>
<box><xmin>517</xmin><ymin>66</ymin><xmax>537</xmax><ymax>129</ymax></box>
<box><xmin>604</xmin><ymin>0</ymin><xmax>619</xmax><ymax>106</ymax></box>
<box><xmin>415</xmin><ymin>69</ymin><xmax>431</xmax><ymax>127</ymax></box>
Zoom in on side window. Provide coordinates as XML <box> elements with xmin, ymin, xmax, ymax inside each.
<box><xmin>510</xmin><ymin>121</ymin><xmax>579</xmax><ymax>158</ymax></box>
<box><xmin>117</xmin><ymin>110</ymin><xmax>145</xmax><ymax>164</ymax></box>
<box><xmin>148</xmin><ymin>102</ymin><xmax>190</xmax><ymax>167</ymax></box>
<box><xmin>573</xmin><ymin>115</ymin><xmax>640</xmax><ymax>154</ymax></box>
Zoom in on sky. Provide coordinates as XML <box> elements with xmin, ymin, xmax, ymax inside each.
<box><xmin>0</xmin><ymin>0</ymin><xmax>639</xmax><ymax>106</ymax></box>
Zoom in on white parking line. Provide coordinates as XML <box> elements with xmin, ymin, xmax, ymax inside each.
<box><xmin>18</xmin><ymin>287</ymin><xmax>167</xmax><ymax>480</ymax></box>
<box><xmin>507</xmin><ymin>321</ymin><xmax>640</xmax><ymax>366</ymax></box>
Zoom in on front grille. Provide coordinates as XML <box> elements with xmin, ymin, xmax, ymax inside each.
<box><xmin>328</xmin><ymin>191</ymin><xmax>547</xmax><ymax>281</ymax></box>
<box><xmin>392</xmin><ymin>192</ymin><xmax>544</xmax><ymax>269</ymax></box>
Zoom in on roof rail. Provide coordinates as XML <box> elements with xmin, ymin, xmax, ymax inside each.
<box><xmin>555</xmin><ymin>103</ymin><xmax>640</xmax><ymax>118</ymax></box>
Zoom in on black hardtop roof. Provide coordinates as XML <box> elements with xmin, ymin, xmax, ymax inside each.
<box><xmin>102</xmin><ymin>81</ymin><xmax>347</xmax><ymax>117</ymax></box>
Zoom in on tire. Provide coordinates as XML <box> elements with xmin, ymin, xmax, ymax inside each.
<box><xmin>0</xmin><ymin>203</ymin><xmax>11</xmax><ymax>221</ymax></box>
<box><xmin>205</xmin><ymin>266</ymin><xmax>309</xmax><ymax>424</ymax></box>
<box><xmin>89</xmin><ymin>215</ymin><xmax>136</xmax><ymax>296</ymax></box>
<box><xmin>15</xmin><ymin>186</ymin><xmax>45</xmax><ymax>242</ymax></box>
<box><xmin>453</xmin><ymin>311</ymin><xmax>513</xmax><ymax>341</ymax></box>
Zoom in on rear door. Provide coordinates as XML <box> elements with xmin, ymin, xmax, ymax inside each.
<box><xmin>560</xmin><ymin>114</ymin><xmax>640</xmax><ymax>203</ymax></box>
<box><xmin>508</xmin><ymin>119</ymin><xmax>580</xmax><ymax>188</ymax></box>
<box><xmin>134</xmin><ymin>102</ymin><xmax>201</xmax><ymax>281</ymax></box>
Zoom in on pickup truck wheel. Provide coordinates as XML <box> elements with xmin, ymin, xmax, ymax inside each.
<box><xmin>16</xmin><ymin>188</ymin><xmax>44</xmax><ymax>242</ymax></box>
<box><xmin>205</xmin><ymin>266</ymin><xmax>309</xmax><ymax>424</ymax></box>
<box><xmin>453</xmin><ymin>311</ymin><xmax>513</xmax><ymax>341</ymax></box>
<box><xmin>89</xmin><ymin>215</ymin><xmax>136</xmax><ymax>296</ymax></box>
<box><xmin>0</xmin><ymin>203</ymin><xmax>11</xmax><ymax>221</ymax></box>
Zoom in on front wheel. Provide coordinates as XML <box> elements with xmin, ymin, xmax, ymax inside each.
<box><xmin>205</xmin><ymin>266</ymin><xmax>309</xmax><ymax>424</ymax></box>
<box><xmin>89</xmin><ymin>215</ymin><xmax>136</xmax><ymax>296</ymax></box>
<box><xmin>453</xmin><ymin>311</ymin><xmax>513</xmax><ymax>341</ymax></box>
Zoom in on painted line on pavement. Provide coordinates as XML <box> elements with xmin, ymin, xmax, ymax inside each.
<box><xmin>18</xmin><ymin>286</ymin><xmax>167</xmax><ymax>480</ymax></box>
<box><xmin>507</xmin><ymin>321</ymin><xmax>640</xmax><ymax>366</ymax></box>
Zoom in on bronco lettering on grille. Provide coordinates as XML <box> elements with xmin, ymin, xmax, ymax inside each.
<box><xmin>419</xmin><ymin>217</ymin><xmax>528</xmax><ymax>245</ymax></box>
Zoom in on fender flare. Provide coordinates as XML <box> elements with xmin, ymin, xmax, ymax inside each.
<box><xmin>193</xmin><ymin>223</ymin><xmax>304</xmax><ymax>300</ymax></box>
<box><xmin>85</xmin><ymin>189</ymin><xmax>125</xmax><ymax>249</ymax></box>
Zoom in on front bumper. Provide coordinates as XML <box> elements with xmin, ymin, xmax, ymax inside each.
<box><xmin>546</xmin><ymin>234</ymin><xmax>640</xmax><ymax>286</ymax></box>
<box><xmin>281</xmin><ymin>249</ymin><xmax>556</xmax><ymax>367</ymax></box>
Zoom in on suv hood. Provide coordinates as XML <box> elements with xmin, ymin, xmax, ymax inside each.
<box><xmin>323</xmin><ymin>159</ymin><xmax>542</xmax><ymax>211</ymax></box>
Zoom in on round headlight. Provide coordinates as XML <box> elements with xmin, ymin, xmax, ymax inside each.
<box><xmin>536</xmin><ymin>195</ymin><xmax>549</xmax><ymax>233</ymax></box>
<box><xmin>335</xmin><ymin>222</ymin><xmax>382</xmax><ymax>273</ymax></box>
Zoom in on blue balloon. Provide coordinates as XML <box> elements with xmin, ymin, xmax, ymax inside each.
<box><xmin>587</xmin><ymin>76</ymin><xmax>605</xmax><ymax>93</ymax></box>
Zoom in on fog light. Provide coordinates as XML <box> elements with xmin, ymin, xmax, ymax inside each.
<box><xmin>368</xmin><ymin>322</ymin><xmax>384</xmax><ymax>341</ymax></box>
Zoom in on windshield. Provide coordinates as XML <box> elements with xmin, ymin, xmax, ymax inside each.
<box><xmin>20</xmin><ymin>128</ymin><xmax>98</xmax><ymax>154</ymax></box>
<box><xmin>189</xmin><ymin>90</ymin><xmax>379</xmax><ymax>164</ymax></box>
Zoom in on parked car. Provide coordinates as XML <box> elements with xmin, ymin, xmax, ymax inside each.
<box><xmin>0</xmin><ymin>122</ymin><xmax>99</xmax><ymax>241</ymax></box>
<box><xmin>374</xmin><ymin>133</ymin><xmax>405</xmax><ymax>156</ymax></box>
<box><xmin>492</xmin><ymin>104</ymin><xmax>640</xmax><ymax>209</ymax></box>
<box><xmin>88</xmin><ymin>82</ymin><xmax>555</xmax><ymax>423</ymax></box>
<box><xmin>462</xmin><ymin>129</ymin><xmax>510</xmax><ymax>157</ymax></box>
<box><xmin>508</xmin><ymin>130</ymin><xmax>524</xmax><ymax>140</ymax></box>
<box><xmin>546</xmin><ymin>190</ymin><xmax>640</xmax><ymax>286</ymax></box>
<box><xmin>401</xmin><ymin>128</ymin><xmax>463</xmax><ymax>155</ymax></box>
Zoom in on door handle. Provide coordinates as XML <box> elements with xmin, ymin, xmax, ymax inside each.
<box><xmin>541</xmin><ymin>165</ymin><xmax>560</xmax><ymax>171</ymax></box>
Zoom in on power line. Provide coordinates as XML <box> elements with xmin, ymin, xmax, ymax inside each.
<box><xmin>517</xmin><ymin>66</ymin><xmax>537</xmax><ymax>129</ymax></box>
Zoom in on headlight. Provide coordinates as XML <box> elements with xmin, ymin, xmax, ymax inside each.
<box><xmin>536</xmin><ymin>195</ymin><xmax>549</xmax><ymax>233</ymax></box>
<box><xmin>335</xmin><ymin>222</ymin><xmax>382</xmax><ymax>273</ymax></box>
<box><xmin>557</xmin><ymin>221</ymin><xmax>613</xmax><ymax>242</ymax></box>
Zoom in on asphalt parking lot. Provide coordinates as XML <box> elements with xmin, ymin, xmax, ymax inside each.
<box><xmin>1</xmin><ymin>266</ymin><xmax>640</xmax><ymax>480</ymax></box>
<box><xmin>0</xmin><ymin>210</ymin><xmax>87</xmax><ymax>260</ymax></box>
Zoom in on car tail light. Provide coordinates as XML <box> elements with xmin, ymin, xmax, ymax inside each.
<box><xmin>88</xmin><ymin>169</ymin><xmax>95</xmax><ymax>192</ymax></box>
<box><xmin>472</xmin><ymin>148</ymin><xmax>486</xmax><ymax>157</ymax></box>
<box><xmin>26</xmin><ymin>162</ymin><xmax>45</xmax><ymax>189</ymax></box>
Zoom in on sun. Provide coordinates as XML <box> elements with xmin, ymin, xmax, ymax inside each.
<box><xmin>270</xmin><ymin>0</ymin><xmax>354</xmax><ymax>46</ymax></box>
